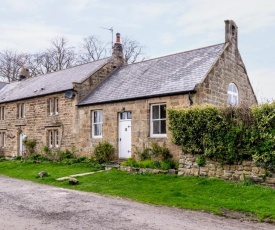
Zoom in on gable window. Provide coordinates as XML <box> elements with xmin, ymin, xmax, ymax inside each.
<box><xmin>0</xmin><ymin>131</ymin><xmax>6</xmax><ymax>147</ymax></box>
<box><xmin>150</xmin><ymin>103</ymin><xmax>166</xmax><ymax>137</ymax></box>
<box><xmin>17</xmin><ymin>103</ymin><xmax>25</xmax><ymax>119</ymax></box>
<box><xmin>48</xmin><ymin>98</ymin><xmax>59</xmax><ymax>115</ymax></box>
<box><xmin>227</xmin><ymin>83</ymin><xmax>238</xmax><ymax>106</ymax></box>
<box><xmin>48</xmin><ymin>129</ymin><xmax>59</xmax><ymax>148</ymax></box>
<box><xmin>92</xmin><ymin>110</ymin><xmax>103</xmax><ymax>138</ymax></box>
<box><xmin>0</xmin><ymin>106</ymin><xmax>5</xmax><ymax>120</ymax></box>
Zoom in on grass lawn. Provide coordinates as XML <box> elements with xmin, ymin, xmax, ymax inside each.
<box><xmin>0</xmin><ymin>160</ymin><xmax>275</xmax><ymax>221</ymax></box>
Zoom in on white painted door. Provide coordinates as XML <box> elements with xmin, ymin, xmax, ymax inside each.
<box><xmin>119</xmin><ymin>112</ymin><xmax>132</xmax><ymax>158</ymax></box>
<box><xmin>19</xmin><ymin>132</ymin><xmax>25</xmax><ymax>156</ymax></box>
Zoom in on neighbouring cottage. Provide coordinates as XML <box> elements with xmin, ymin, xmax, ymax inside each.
<box><xmin>0</xmin><ymin>20</ymin><xmax>257</xmax><ymax>160</ymax></box>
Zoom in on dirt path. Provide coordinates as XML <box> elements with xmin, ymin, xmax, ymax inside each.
<box><xmin>0</xmin><ymin>175</ymin><xmax>273</xmax><ymax>230</ymax></box>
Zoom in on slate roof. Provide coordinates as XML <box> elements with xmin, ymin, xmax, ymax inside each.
<box><xmin>79</xmin><ymin>43</ymin><xmax>225</xmax><ymax>105</ymax></box>
<box><xmin>0</xmin><ymin>58</ymin><xmax>110</xmax><ymax>103</ymax></box>
<box><xmin>0</xmin><ymin>82</ymin><xmax>8</xmax><ymax>90</ymax></box>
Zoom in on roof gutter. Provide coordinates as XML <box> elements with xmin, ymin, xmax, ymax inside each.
<box><xmin>77</xmin><ymin>90</ymin><xmax>196</xmax><ymax>107</ymax></box>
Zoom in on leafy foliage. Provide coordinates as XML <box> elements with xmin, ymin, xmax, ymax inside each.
<box><xmin>168</xmin><ymin>103</ymin><xmax>275</xmax><ymax>168</ymax></box>
<box><xmin>23</xmin><ymin>137</ymin><xmax>37</xmax><ymax>157</ymax></box>
<box><xmin>92</xmin><ymin>141</ymin><xmax>114</xmax><ymax>164</ymax></box>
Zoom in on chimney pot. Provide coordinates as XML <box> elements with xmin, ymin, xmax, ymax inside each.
<box><xmin>116</xmin><ymin>33</ymin><xmax>121</xmax><ymax>43</ymax></box>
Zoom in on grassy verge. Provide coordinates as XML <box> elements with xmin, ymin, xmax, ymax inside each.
<box><xmin>0</xmin><ymin>160</ymin><xmax>275</xmax><ymax>221</ymax></box>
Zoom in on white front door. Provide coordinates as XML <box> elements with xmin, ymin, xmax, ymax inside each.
<box><xmin>19</xmin><ymin>132</ymin><xmax>25</xmax><ymax>156</ymax></box>
<box><xmin>119</xmin><ymin>112</ymin><xmax>132</xmax><ymax>158</ymax></box>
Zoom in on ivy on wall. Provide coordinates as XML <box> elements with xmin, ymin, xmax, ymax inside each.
<box><xmin>168</xmin><ymin>103</ymin><xmax>275</xmax><ymax>168</ymax></box>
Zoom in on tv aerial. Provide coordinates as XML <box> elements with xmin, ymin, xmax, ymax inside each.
<box><xmin>101</xmin><ymin>27</ymin><xmax>113</xmax><ymax>47</ymax></box>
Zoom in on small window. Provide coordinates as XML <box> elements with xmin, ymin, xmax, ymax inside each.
<box><xmin>0</xmin><ymin>106</ymin><xmax>5</xmax><ymax>120</ymax></box>
<box><xmin>227</xmin><ymin>83</ymin><xmax>238</xmax><ymax>106</ymax></box>
<box><xmin>17</xmin><ymin>103</ymin><xmax>25</xmax><ymax>119</ymax></box>
<box><xmin>92</xmin><ymin>110</ymin><xmax>103</xmax><ymax>138</ymax></box>
<box><xmin>48</xmin><ymin>129</ymin><xmax>59</xmax><ymax>148</ymax></box>
<box><xmin>48</xmin><ymin>98</ymin><xmax>59</xmax><ymax>115</ymax></box>
<box><xmin>120</xmin><ymin>112</ymin><xmax>131</xmax><ymax>120</ymax></box>
<box><xmin>150</xmin><ymin>104</ymin><xmax>166</xmax><ymax>137</ymax></box>
<box><xmin>0</xmin><ymin>132</ymin><xmax>6</xmax><ymax>147</ymax></box>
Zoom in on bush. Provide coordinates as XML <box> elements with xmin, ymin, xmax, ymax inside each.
<box><xmin>121</xmin><ymin>158</ymin><xmax>138</xmax><ymax>167</ymax></box>
<box><xmin>92</xmin><ymin>141</ymin><xmax>114</xmax><ymax>164</ymax></box>
<box><xmin>196</xmin><ymin>156</ymin><xmax>206</xmax><ymax>167</ymax></box>
<box><xmin>168</xmin><ymin>105</ymin><xmax>253</xmax><ymax>165</ymax></box>
<box><xmin>23</xmin><ymin>137</ymin><xmax>37</xmax><ymax>157</ymax></box>
<box><xmin>151</xmin><ymin>142</ymin><xmax>172</xmax><ymax>161</ymax></box>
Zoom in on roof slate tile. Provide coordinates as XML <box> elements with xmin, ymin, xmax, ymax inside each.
<box><xmin>79</xmin><ymin>43</ymin><xmax>224</xmax><ymax>105</ymax></box>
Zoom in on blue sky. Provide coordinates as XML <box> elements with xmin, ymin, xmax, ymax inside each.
<box><xmin>0</xmin><ymin>0</ymin><xmax>274</xmax><ymax>102</ymax></box>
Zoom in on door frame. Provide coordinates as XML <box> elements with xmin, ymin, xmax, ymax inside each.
<box><xmin>118</xmin><ymin>111</ymin><xmax>132</xmax><ymax>159</ymax></box>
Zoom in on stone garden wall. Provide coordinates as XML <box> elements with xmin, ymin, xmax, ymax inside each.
<box><xmin>178</xmin><ymin>153</ymin><xmax>275</xmax><ymax>186</ymax></box>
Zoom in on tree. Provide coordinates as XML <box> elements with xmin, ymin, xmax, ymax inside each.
<box><xmin>122</xmin><ymin>36</ymin><xmax>146</xmax><ymax>64</ymax></box>
<box><xmin>77</xmin><ymin>36</ymin><xmax>108</xmax><ymax>63</ymax></box>
<box><xmin>0</xmin><ymin>50</ymin><xmax>29</xmax><ymax>82</ymax></box>
<box><xmin>43</xmin><ymin>37</ymin><xmax>76</xmax><ymax>72</ymax></box>
<box><xmin>78</xmin><ymin>35</ymin><xmax>146</xmax><ymax>64</ymax></box>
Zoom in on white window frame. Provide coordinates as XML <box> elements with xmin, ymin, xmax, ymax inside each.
<box><xmin>227</xmin><ymin>83</ymin><xmax>238</xmax><ymax>106</ymax></box>
<box><xmin>17</xmin><ymin>103</ymin><xmax>25</xmax><ymax>119</ymax></box>
<box><xmin>0</xmin><ymin>106</ymin><xmax>5</xmax><ymax>120</ymax></box>
<box><xmin>48</xmin><ymin>129</ymin><xmax>59</xmax><ymax>148</ymax></box>
<box><xmin>49</xmin><ymin>99</ymin><xmax>53</xmax><ymax>116</ymax></box>
<box><xmin>55</xmin><ymin>98</ymin><xmax>59</xmax><ymax>115</ymax></box>
<box><xmin>0</xmin><ymin>132</ymin><xmax>6</xmax><ymax>147</ymax></box>
<box><xmin>49</xmin><ymin>98</ymin><xmax>59</xmax><ymax>116</ymax></box>
<box><xmin>54</xmin><ymin>130</ymin><xmax>59</xmax><ymax>147</ymax></box>
<box><xmin>92</xmin><ymin>110</ymin><xmax>103</xmax><ymax>138</ymax></box>
<box><xmin>150</xmin><ymin>103</ymin><xmax>167</xmax><ymax>137</ymax></box>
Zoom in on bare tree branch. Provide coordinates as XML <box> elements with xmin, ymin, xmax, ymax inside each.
<box><xmin>77</xmin><ymin>36</ymin><xmax>108</xmax><ymax>64</ymax></box>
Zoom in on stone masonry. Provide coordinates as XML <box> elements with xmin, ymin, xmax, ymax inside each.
<box><xmin>178</xmin><ymin>153</ymin><xmax>275</xmax><ymax>186</ymax></box>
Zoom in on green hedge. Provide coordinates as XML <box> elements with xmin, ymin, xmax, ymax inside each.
<box><xmin>168</xmin><ymin>103</ymin><xmax>275</xmax><ymax>168</ymax></box>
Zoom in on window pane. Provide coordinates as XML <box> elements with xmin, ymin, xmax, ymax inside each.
<box><xmin>94</xmin><ymin>111</ymin><xmax>102</xmax><ymax>123</ymax></box>
<box><xmin>97</xmin><ymin>111</ymin><xmax>102</xmax><ymax>122</ymax></box>
<box><xmin>94</xmin><ymin>124</ymin><xmax>102</xmax><ymax>136</ymax></box>
<box><xmin>160</xmin><ymin>105</ymin><xmax>166</xmax><ymax>119</ymax></box>
<box><xmin>153</xmin><ymin>120</ymin><xmax>160</xmax><ymax>134</ymax></box>
<box><xmin>152</xmin><ymin>105</ymin><xmax>159</xmax><ymax>119</ymax></box>
<box><xmin>160</xmin><ymin>120</ymin><xmax>166</xmax><ymax>134</ymax></box>
<box><xmin>127</xmin><ymin>112</ymin><xmax>132</xmax><ymax>119</ymax></box>
<box><xmin>120</xmin><ymin>112</ymin><xmax>127</xmax><ymax>120</ymax></box>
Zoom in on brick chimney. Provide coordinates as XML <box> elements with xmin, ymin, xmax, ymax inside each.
<box><xmin>225</xmin><ymin>20</ymin><xmax>238</xmax><ymax>46</ymax></box>
<box><xmin>112</xmin><ymin>33</ymin><xmax>124</xmax><ymax>66</ymax></box>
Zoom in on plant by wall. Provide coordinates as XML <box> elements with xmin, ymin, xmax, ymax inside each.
<box><xmin>23</xmin><ymin>137</ymin><xmax>37</xmax><ymax>157</ymax></box>
<box><xmin>168</xmin><ymin>103</ymin><xmax>274</xmax><ymax>166</ymax></box>
<box><xmin>250</xmin><ymin>103</ymin><xmax>275</xmax><ymax>170</ymax></box>
<box><xmin>92</xmin><ymin>141</ymin><xmax>114</xmax><ymax>163</ymax></box>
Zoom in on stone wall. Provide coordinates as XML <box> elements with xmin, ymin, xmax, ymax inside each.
<box><xmin>194</xmin><ymin>42</ymin><xmax>257</xmax><ymax>106</ymax></box>
<box><xmin>178</xmin><ymin>153</ymin><xmax>275</xmax><ymax>186</ymax></box>
<box><xmin>76</xmin><ymin>94</ymin><xmax>191</xmax><ymax>160</ymax></box>
<box><xmin>0</xmin><ymin>92</ymin><xmax>77</xmax><ymax>156</ymax></box>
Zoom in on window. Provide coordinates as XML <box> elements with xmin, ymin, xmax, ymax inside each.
<box><xmin>48</xmin><ymin>98</ymin><xmax>59</xmax><ymax>115</ymax></box>
<box><xmin>227</xmin><ymin>83</ymin><xmax>238</xmax><ymax>106</ymax></box>
<box><xmin>0</xmin><ymin>132</ymin><xmax>6</xmax><ymax>147</ymax></box>
<box><xmin>150</xmin><ymin>104</ymin><xmax>166</xmax><ymax>137</ymax></box>
<box><xmin>120</xmin><ymin>112</ymin><xmax>131</xmax><ymax>120</ymax></box>
<box><xmin>48</xmin><ymin>129</ymin><xmax>59</xmax><ymax>148</ymax></box>
<box><xmin>92</xmin><ymin>110</ymin><xmax>103</xmax><ymax>138</ymax></box>
<box><xmin>0</xmin><ymin>106</ymin><xmax>5</xmax><ymax>120</ymax></box>
<box><xmin>17</xmin><ymin>103</ymin><xmax>25</xmax><ymax>119</ymax></box>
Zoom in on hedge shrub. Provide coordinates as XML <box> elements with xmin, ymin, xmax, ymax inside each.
<box><xmin>168</xmin><ymin>103</ymin><xmax>275</xmax><ymax>168</ymax></box>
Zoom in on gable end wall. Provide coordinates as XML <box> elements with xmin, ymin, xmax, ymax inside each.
<box><xmin>194</xmin><ymin>44</ymin><xmax>257</xmax><ymax>106</ymax></box>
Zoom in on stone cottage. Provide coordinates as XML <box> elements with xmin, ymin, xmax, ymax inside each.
<box><xmin>0</xmin><ymin>20</ymin><xmax>257</xmax><ymax>160</ymax></box>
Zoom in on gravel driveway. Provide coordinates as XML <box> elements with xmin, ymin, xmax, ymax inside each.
<box><xmin>0</xmin><ymin>175</ymin><xmax>273</xmax><ymax>230</ymax></box>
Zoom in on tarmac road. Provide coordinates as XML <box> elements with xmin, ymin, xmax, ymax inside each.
<box><xmin>0</xmin><ymin>175</ymin><xmax>273</xmax><ymax>230</ymax></box>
